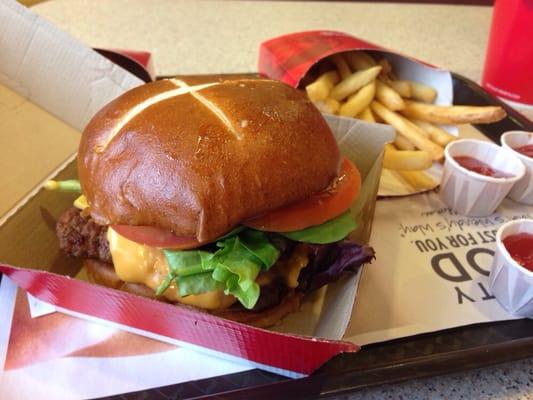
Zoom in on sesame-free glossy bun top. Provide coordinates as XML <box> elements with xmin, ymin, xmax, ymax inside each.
<box><xmin>78</xmin><ymin>79</ymin><xmax>340</xmax><ymax>242</ymax></box>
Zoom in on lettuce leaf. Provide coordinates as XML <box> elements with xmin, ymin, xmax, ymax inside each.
<box><xmin>156</xmin><ymin>250</ymin><xmax>213</xmax><ymax>296</ymax></box>
<box><xmin>157</xmin><ymin>230</ymin><xmax>279</xmax><ymax>309</ymax></box>
<box><xmin>210</xmin><ymin>236</ymin><xmax>262</xmax><ymax>307</ymax></box>
<box><xmin>155</xmin><ymin>215</ymin><xmax>368</xmax><ymax>310</ymax></box>
<box><xmin>163</xmin><ymin>250</ymin><xmax>212</xmax><ymax>276</ymax></box>
<box><xmin>210</xmin><ymin>232</ymin><xmax>279</xmax><ymax>308</ymax></box>
<box><xmin>238</xmin><ymin>229</ymin><xmax>280</xmax><ymax>268</ymax></box>
<box><xmin>281</xmin><ymin>211</ymin><xmax>357</xmax><ymax>244</ymax></box>
<box><xmin>177</xmin><ymin>272</ymin><xmax>224</xmax><ymax>296</ymax></box>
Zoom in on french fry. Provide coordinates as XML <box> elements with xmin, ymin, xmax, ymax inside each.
<box><xmin>330</xmin><ymin>54</ymin><xmax>352</xmax><ymax>80</ymax></box>
<box><xmin>303</xmin><ymin>54</ymin><xmax>504</xmax><ymax>193</ymax></box>
<box><xmin>357</xmin><ymin>107</ymin><xmax>375</xmax><ymax>123</ymax></box>
<box><xmin>370</xmin><ymin>101</ymin><xmax>444</xmax><ymax>160</ymax></box>
<box><xmin>344</xmin><ymin>51</ymin><xmax>376</xmax><ymax>70</ymax></box>
<box><xmin>410</xmin><ymin>118</ymin><xmax>456</xmax><ymax>147</ymax></box>
<box><xmin>403</xmin><ymin>100</ymin><xmax>507</xmax><ymax>125</ymax></box>
<box><xmin>384</xmin><ymin>144</ymin><xmax>433</xmax><ymax>170</ymax></box>
<box><xmin>394</xmin><ymin>135</ymin><xmax>416</xmax><ymax>150</ymax></box>
<box><xmin>387</xmin><ymin>79</ymin><xmax>412</xmax><ymax>98</ymax></box>
<box><xmin>376</xmin><ymin>80</ymin><xmax>405</xmax><ymax>111</ymax></box>
<box><xmin>339</xmin><ymin>81</ymin><xmax>376</xmax><ymax>118</ymax></box>
<box><xmin>305</xmin><ymin>71</ymin><xmax>340</xmax><ymax>102</ymax></box>
<box><xmin>408</xmin><ymin>81</ymin><xmax>437</xmax><ymax>103</ymax></box>
<box><xmin>377</xmin><ymin>59</ymin><xmax>393</xmax><ymax>77</ymax></box>
<box><xmin>397</xmin><ymin>170</ymin><xmax>437</xmax><ymax>191</ymax></box>
<box><xmin>330</xmin><ymin>65</ymin><xmax>382</xmax><ymax>101</ymax></box>
<box><xmin>314</xmin><ymin>98</ymin><xmax>341</xmax><ymax>115</ymax></box>
<box><xmin>373</xmin><ymin>111</ymin><xmax>384</xmax><ymax>123</ymax></box>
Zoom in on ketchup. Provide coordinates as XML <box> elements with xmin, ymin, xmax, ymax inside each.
<box><xmin>513</xmin><ymin>144</ymin><xmax>533</xmax><ymax>159</ymax></box>
<box><xmin>503</xmin><ymin>233</ymin><xmax>533</xmax><ymax>272</ymax></box>
<box><xmin>453</xmin><ymin>156</ymin><xmax>513</xmax><ymax>178</ymax></box>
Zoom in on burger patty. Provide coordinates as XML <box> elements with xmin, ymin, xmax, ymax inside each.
<box><xmin>57</xmin><ymin>207</ymin><xmax>287</xmax><ymax>312</ymax></box>
<box><xmin>57</xmin><ymin>207</ymin><xmax>111</xmax><ymax>263</ymax></box>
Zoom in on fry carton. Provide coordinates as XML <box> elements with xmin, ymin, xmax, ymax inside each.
<box><xmin>259</xmin><ymin>30</ymin><xmax>458</xmax><ymax>197</ymax></box>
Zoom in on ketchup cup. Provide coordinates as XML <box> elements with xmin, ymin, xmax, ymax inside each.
<box><xmin>441</xmin><ymin>139</ymin><xmax>525</xmax><ymax>217</ymax></box>
<box><xmin>489</xmin><ymin>219</ymin><xmax>533</xmax><ymax>318</ymax></box>
<box><xmin>501</xmin><ymin>131</ymin><xmax>533</xmax><ymax>205</ymax></box>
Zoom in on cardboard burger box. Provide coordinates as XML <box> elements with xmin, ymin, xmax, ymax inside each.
<box><xmin>0</xmin><ymin>2</ymin><xmax>396</xmax><ymax>377</ymax></box>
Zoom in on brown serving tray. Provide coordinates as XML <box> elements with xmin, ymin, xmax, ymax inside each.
<box><xmin>2</xmin><ymin>55</ymin><xmax>532</xmax><ymax>399</ymax></box>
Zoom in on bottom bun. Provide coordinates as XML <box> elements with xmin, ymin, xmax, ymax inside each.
<box><xmin>84</xmin><ymin>259</ymin><xmax>302</xmax><ymax>328</ymax></box>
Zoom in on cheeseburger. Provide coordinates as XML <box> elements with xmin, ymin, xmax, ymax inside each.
<box><xmin>51</xmin><ymin>78</ymin><xmax>374</xmax><ymax>328</ymax></box>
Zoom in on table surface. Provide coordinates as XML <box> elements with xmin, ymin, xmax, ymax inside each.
<box><xmin>23</xmin><ymin>1</ymin><xmax>533</xmax><ymax>399</ymax></box>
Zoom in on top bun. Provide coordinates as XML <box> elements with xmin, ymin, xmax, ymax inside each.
<box><xmin>78</xmin><ymin>79</ymin><xmax>340</xmax><ymax>242</ymax></box>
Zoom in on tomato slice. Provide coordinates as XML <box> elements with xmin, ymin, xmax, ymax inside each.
<box><xmin>243</xmin><ymin>158</ymin><xmax>361</xmax><ymax>232</ymax></box>
<box><xmin>111</xmin><ymin>224</ymin><xmax>202</xmax><ymax>249</ymax></box>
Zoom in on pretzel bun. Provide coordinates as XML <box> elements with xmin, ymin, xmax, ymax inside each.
<box><xmin>78</xmin><ymin>79</ymin><xmax>340</xmax><ymax>242</ymax></box>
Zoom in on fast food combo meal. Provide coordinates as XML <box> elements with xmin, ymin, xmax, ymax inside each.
<box><xmin>259</xmin><ymin>31</ymin><xmax>508</xmax><ymax>195</ymax></box>
<box><xmin>46</xmin><ymin>78</ymin><xmax>375</xmax><ymax>328</ymax></box>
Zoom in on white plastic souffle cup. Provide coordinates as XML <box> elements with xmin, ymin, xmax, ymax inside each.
<box><xmin>501</xmin><ymin>131</ymin><xmax>533</xmax><ymax>205</ymax></box>
<box><xmin>441</xmin><ymin>139</ymin><xmax>525</xmax><ymax>217</ymax></box>
<box><xmin>489</xmin><ymin>219</ymin><xmax>533</xmax><ymax>318</ymax></box>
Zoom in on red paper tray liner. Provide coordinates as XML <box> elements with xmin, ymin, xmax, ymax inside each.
<box><xmin>0</xmin><ymin>264</ymin><xmax>358</xmax><ymax>376</ymax></box>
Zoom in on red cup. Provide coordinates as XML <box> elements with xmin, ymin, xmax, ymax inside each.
<box><xmin>482</xmin><ymin>0</ymin><xmax>533</xmax><ymax>106</ymax></box>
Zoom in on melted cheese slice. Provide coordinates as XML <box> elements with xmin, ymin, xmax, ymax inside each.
<box><xmin>282</xmin><ymin>245</ymin><xmax>309</xmax><ymax>288</ymax></box>
<box><xmin>106</xmin><ymin>227</ymin><xmax>236</xmax><ymax>310</ymax></box>
<box><xmin>74</xmin><ymin>195</ymin><xmax>88</xmax><ymax>210</ymax></box>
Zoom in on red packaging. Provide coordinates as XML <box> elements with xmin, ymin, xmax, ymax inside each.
<box><xmin>0</xmin><ymin>265</ymin><xmax>357</xmax><ymax>376</ymax></box>
<box><xmin>257</xmin><ymin>31</ymin><xmax>453</xmax><ymax>109</ymax></box>
<box><xmin>482</xmin><ymin>0</ymin><xmax>533</xmax><ymax>105</ymax></box>
<box><xmin>94</xmin><ymin>48</ymin><xmax>156</xmax><ymax>82</ymax></box>
<box><xmin>115</xmin><ymin>49</ymin><xmax>156</xmax><ymax>79</ymax></box>
<box><xmin>259</xmin><ymin>30</ymin><xmax>380</xmax><ymax>87</ymax></box>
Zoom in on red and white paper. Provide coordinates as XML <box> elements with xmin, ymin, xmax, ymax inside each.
<box><xmin>0</xmin><ymin>277</ymin><xmax>252</xmax><ymax>400</ymax></box>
